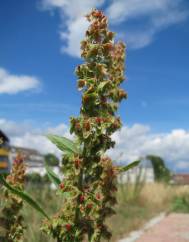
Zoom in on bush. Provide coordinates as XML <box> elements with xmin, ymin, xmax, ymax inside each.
<box><xmin>26</xmin><ymin>173</ymin><xmax>50</xmax><ymax>185</ymax></box>
<box><xmin>45</xmin><ymin>154</ymin><xmax>59</xmax><ymax>167</ymax></box>
<box><xmin>171</xmin><ymin>193</ymin><xmax>189</xmax><ymax>213</ymax></box>
<box><xmin>146</xmin><ymin>155</ymin><xmax>171</xmax><ymax>182</ymax></box>
<box><xmin>26</xmin><ymin>173</ymin><xmax>42</xmax><ymax>184</ymax></box>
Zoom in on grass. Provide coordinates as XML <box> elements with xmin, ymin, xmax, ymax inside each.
<box><xmin>1</xmin><ymin>183</ymin><xmax>189</xmax><ymax>242</ymax></box>
<box><xmin>23</xmin><ymin>185</ymin><xmax>60</xmax><ymax>242</ymax></box>
<box><xmin>171</xmin><ymin>192</ymin><xmax>189</xmax><ymax>213</ymax></box>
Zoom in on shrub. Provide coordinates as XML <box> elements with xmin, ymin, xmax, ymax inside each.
<box><xmin>146</xmin><ymin>155</ymin><xmax>171</xmax><ymax>182</ymax></box>
<box><xmin>45</xmin><ymin>154</ymin><xmax>59</xmax><ymax>167</ymax></box>
<box><xmin>171</xmin><ymin>193</ymin><xmax>189</xmax><ymax>213</ymax></box>
<box><xmin>26</xmin><ymin>173</ymin><xmax>51</xmax><ymax>185</ymax></box>
<box><xmin>25</xmin><ymin>173</ymin><xmax>42</xmax><ymax>184</ymax></box>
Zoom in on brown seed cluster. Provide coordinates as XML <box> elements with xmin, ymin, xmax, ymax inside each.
<box><xmin>0</xmin><ymin>154</ymin><xmax>26</xmax><ymax>242</ymax></box>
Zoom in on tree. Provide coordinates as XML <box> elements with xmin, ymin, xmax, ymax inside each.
<box><xmin>45</xmin><ymin>153</ymin><xmax>59</xmax><ymax>167</ymax></box>
<box><xmin>146</xmin><ymin>155</ymin><xmax>171</xmax><ymax>182</ymax></box>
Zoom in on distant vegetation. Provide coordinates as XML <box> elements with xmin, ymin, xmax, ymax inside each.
<box><xmin>171</xmin><ymin>193</ymin><xmax>189</xmax><ymax>213</ymax></box>
<box><xmin>44</xmin><ymin>153</ymin><xmax>59</xmax><ymax>167</ymax></box>
<box><xmin>146</xmin><ymin>155</ymin><xmax>171</xmax><ymax>182</ymax></box>
<box><xmin>25</xmin><ymin>173</ymin><xmax>50</xmax><ymax>185</ymax></box>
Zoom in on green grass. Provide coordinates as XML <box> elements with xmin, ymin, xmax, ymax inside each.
<box><xmin>23</xmin><ymin>185</ymin><xmax>61</xmax><ymax>242</ymax></box>
<box><xmin>171</xmin><ymin>193</ymin><xmax>189</xmax><ymax>213</ymax></box>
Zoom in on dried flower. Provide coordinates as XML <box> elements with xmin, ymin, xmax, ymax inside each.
<box><xmin>78</xmin><ymin>79</ymin><xmax>86</xmax><ymax>89</ymax></box>
<box><xmin>65</xmin><ymin>224</ymin><xmax>72</xmax><ymax>231</ymax></box>
<box><xmin>59</xmin><ymin>183</ymin><xmax>65</xmax><ymax>190</ymax></box>
<box><xmin>0</xmin><ymin>154</ymin><xmax>26</xmax><ymax>241</ymax></box>
<box><xmin>79</xmin><ymin>195</ymin><xmax>85</xmax><ymax>203</ymax></box>
<box><xmin>87</xmin><ymin>203</ymin><xmax>93</xmax><ymax>209</ymax></box>
<box><xmin>83</xmin><ymin>121</ymin><xmax>90</xmax><ymax>131</ymax></box>
<box><xmin>96</xmin><ymin>193</ymin><xmax>101</xmax><ymax>200</ymax></box>
<box><xmin>74</xmin><ymin>158</ymin><xmax>81</xmax><ymax>169</ymax></box>
<box><xmin>96</xmin><ymin>117</ymin><xmax>102</xmax><ymax>124</ymax></box>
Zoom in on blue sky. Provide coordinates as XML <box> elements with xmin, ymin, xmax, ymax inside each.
<box><xmin>0</xmin><ymin>0</ymin><xmax>189</xmax><ymax>172</ymax></box>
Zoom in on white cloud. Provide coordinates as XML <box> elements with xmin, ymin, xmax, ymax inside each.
<box><xmin>60</xmin><ymin>17</ymin><xmax>89</xmax><ymax>57</ymax></box>
<box><xmin>1</xmin><ymin>119</ymin><xmax>189</xmax><ymax>171</ymax></box>
<box><xmin>124</xmin><ymin>29</ymin><xmax>154</xmax><ymax>49</ymax></box>
<box><xmin>108</xmin><ymin>124</ymin><xmax>189</xmax><ymax>171</ymax></box>
<box><xmin>40</xmin><ymin>0</ymin><xmax>188</xmax><ymax>55</ymax></box>
<box><xmin>107</xmin><ymin>0</ymin><xmax>188</xmax><ymax>49</ymax></box>
<box><xmin>107</xmin><ymin>0</ymin><xmax>185</xmax><ymax>23</ymax></box>
<box><xmin>12</xmin><ymin>133</ymin><xmax>59</xmax><ymax>156</ymax></box>
<box><xmin>0</xmin><ymin>68</ymin><xmax>40</xmax><ymax>94</ymax></box>
<box><xmin>176</xmin><ymin>161</ymin><xmax>189</xmax><ymax>169</ymax></box>
<box><xmin>0</xmin><ymin>119</ymin><xmax>33</xmax><ymax>137</ymax></box>
<box><xmin>41</xmin><ymin>0</ymin><xmax>105</xmax><ymax>57</ymax></box>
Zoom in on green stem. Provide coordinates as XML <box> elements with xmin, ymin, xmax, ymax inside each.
<box><xmin>57</xmin><ymin>237</ymin><xmax>63</xmax><ymax>242</ymax></box>
<box><xmin>74</xmin><ymin>144</ymin><xmax>86</xmax><ymax>235</ymax></box>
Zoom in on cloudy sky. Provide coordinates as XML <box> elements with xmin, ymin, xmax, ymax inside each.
<box><xmin>0</xmin><ymin>0</ymin><xmax>189</xmax><ymax>172</ymax></box>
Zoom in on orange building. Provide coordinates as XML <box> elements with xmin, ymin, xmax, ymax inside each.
<box><xmin>0</xmin><ymin>130</ymin><xmax>10</xmax><ymax>174</ymax></box>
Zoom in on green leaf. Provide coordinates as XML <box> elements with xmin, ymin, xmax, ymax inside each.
<box><xmin>47</xmin><ymin>134</ymin><xmax>79</xmax><ymax>155</ymax></box>
<box><xmin>45</xmin><ymin>162</ymin><xmax>61</xmax><ymax>187</ymax></box>
<box><xmin>98</xmin><ymin>81</ymin><xmax>110</xmax><ymax>91</ymax></box>
<box><xmin>0</xmin><ymin>175</ymin><xmax>50</xmax><ymax>220</ymax></box>
<box><xmin>119</xmin><ymin>160</ymin><xmax>140</xmax><ymax>172</ymax></box>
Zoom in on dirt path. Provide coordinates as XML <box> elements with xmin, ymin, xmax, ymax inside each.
<box><xmin>118</xmin><ymin>213</ymin><xmax>189</xmax><ymax>242</ymax></box>
<box><xmin>137</xmin><ymin>213</ymin><xmax>189</xmax><ymax>242</ymax></box>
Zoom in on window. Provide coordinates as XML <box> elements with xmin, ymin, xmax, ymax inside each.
<box><xmin>0</xmin><ymin>156</ymin><xmax>9</xmax><ymax>169</ymax></box>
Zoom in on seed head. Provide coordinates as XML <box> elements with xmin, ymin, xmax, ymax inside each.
<box><xmin>65</xmin><ymin>224</ymin><xmax>72</xmax><ymax>231</ymax></box>
<box><xmin>59</xmin><ymin>183</ymin><xmax>65</xmax><ymax>190</ymax></box>
<box><xmin>79</xmin><ymin>195</ymin><xmax>85</xmax><ymax>203</ymax></box>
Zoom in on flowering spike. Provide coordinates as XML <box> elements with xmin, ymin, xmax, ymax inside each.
<box><xmin>44</xmin><ymin>9</ymin><xmax>126</xmax><ymax>242</ymax></box>
<box><xmin>0</xmin><ymin>154</ymin><xmax>26</xmax><ymax>242</ymax></box>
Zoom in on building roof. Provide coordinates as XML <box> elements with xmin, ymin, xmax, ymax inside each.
<box><xmin>173</xmin><ymin>174</ymin><xmax>189</xmax><ymax>185</ymax></box>
<box><xmin>11</xmin><ymin>146</ymin><xmax>42</xmax><ymax>155</ymax></box>
<box><xmin>0</xmin><ymin>130</ymin><xmax>9</xmax><ymax>143</ymax></box>
<box><xmin>10</xmin><ymin>146</ymin><xmax>44</xmax><ymax>166</ymax></box>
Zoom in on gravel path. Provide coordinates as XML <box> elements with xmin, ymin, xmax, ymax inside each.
<box><xmin>119</xmin><ymin>213</ymin><xmax>189</xmax><ymax>242</ymax></box>
<box><xmin>138</xmin><ymin>213</ymin><xmax>189</xmax><ymax>242</ymax></box>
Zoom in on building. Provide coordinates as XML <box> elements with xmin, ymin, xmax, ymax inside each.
<box><xmin>0</xmin><ymin>130</ymin><xmax>60</xmax><ymax>178</ymax></box>
<box><xmin>10</xmin><ymin>146</ymin><xmax>61</xmax><ymax>177</ymax></box>
<box><xmin>0</xmin><ymin>130</ymin><xmax>11</xmax><ymax>174</ymax></box>
<box><xmin>119</xmin><ymin>159</ymin><xmax>155</xmax><ymax>183</ymax></box>
<box><xmin>10</xmin><ymin>146</ymin><xmax>47</xmax><ymax>175</ymax></box>
<box><xmin>0</xmin><ymin>130</ymin><xmax>10</xmax><ymax>146</ymax></box>
<box><xmin>0</xmin><ymin>130</ymin><xmax>47</xmax><ymax>175</ymax></box>
<box><xmin>172</xmin><ymin>174</ymin><xmax>189</xmax><ymax>185</ymax></box>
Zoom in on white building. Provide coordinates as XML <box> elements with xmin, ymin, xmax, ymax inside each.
<box><xmin>10</xmin><ymin>146</ymin><xmax>48</xmax><ymax>176</ymax></box>
<box><xmin>10</xmin><ymin>146</ymin><xmax>62</xmax><ymax>184</ymax></box>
